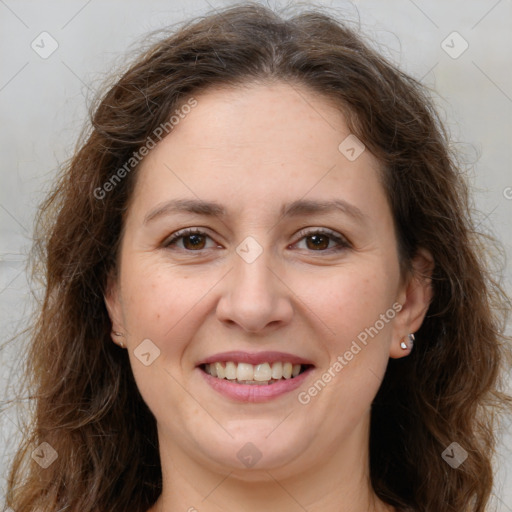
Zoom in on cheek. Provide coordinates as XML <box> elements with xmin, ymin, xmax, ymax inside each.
<box><xmin>120</xmin><ymin>259</ymin><xmax>222</xmax><ymax>363</ymax></box>
<box><xmin>293</xmin><ymin>270</ymin><xmax>396</xmax><ymax>431</ymax></box>
<box><xmin>121</xmin><ymin>258</ymin><xmax>196</xmax><ymax>327</ymax></box>
<box><xmin>293</xmin><ymin>265</ymin><xmax>397</xmax><ymax>345</ymax></box>
<box><xmin>121</xmin><ymin>265</ymin><xmax>200</xmax><ymax>417</ymax></box>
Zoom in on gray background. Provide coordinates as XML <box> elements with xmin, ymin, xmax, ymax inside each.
<box><xmin>1</xmin><ymin>0</ymin><xmax>511</xmax><ymax>509</ymax></box>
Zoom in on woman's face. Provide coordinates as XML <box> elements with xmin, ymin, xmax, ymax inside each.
<box><xmin>107</xmin><ymin>82</ymin><xmax>431</xmax><ymax>479</ymax></box>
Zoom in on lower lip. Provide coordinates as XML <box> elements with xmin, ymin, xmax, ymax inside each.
<box><xmin>198</xmin><ymin>367</ymin><xmax>314</xmax><ymax>403</ymax></box>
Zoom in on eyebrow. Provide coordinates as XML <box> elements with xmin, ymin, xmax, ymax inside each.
<box><xmin>143</xmin><ymin>198</ymin><xmax>367</xmax><ymax>225</ymax></box>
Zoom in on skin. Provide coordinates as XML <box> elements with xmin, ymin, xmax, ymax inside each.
<box><xmin>105</xmin><ymin>81</ymin><xmax>433</xmax><ymax>512</ymax></box>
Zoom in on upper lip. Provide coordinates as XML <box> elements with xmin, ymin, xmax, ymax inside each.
<box><xmin>196</xmin><ymin>351</ymin><xmax>315</xmax><ymax>367</ymax></box>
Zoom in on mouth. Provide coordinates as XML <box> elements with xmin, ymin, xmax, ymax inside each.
<box><xmin>196</xmin><ymin>351</ymin><xmax>315</xmax><ymax>402</ymax></box>
<box><xmin>200</xmin><ymin>361</ymin><xmax>313</xmax><ymax>385</ymax></box>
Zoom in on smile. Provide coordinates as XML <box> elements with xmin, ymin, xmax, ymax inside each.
<box><xmin>196</xmin><ymin>351</ymin><xmax>315</xmax><ymax>402</ymax></box>
<box><xmin>201</xmin><ymin>361</ymin><xmax>310</xmax><ymax>385</ymax></box>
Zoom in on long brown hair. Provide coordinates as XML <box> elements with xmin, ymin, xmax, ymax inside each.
<box><xmin>5</xmin><ymin>3</ymin><xmax>511</xmax><ymax>511</ymax></box>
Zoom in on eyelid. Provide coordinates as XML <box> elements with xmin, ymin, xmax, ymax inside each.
<box><xmin>162</xmin><ymin>227</ymin><xmax>351</xmax><ymax>252</ymax></box>
<box><xmin>292</xmin><ymin>227</ymin><xmax>351</xmax><ymax>250</ymax></box>
<box><xmin>162</xmin><ymin>227</ymin><xmax>218</xmax><ymax>248</ymax></box>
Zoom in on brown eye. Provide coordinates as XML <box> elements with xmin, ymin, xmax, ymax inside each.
<box><xmin>164</xmin><ymin>229</ymin><xmax>215</xmax><ymax>251</ymax></box>
<box><xmin>305</xmin><ymin>234</ymin><xmax>330</xmax><ymax>251</ymax></box>
<box><xmin>294</xmin><ymin>229</ymin><xmax>351</xmax><ymax>253</ymax></box>
<box><xmin>182</xmin><ymin>233</ymin><xmax>206</xmax><ymax>250</ymax></box>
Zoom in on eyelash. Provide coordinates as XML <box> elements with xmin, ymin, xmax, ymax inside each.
<box><xmin>162</xmin><ymin>227</ymin><xmax>351</xmax><ymax>253</ymax></box>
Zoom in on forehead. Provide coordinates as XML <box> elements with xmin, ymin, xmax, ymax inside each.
<box><xmin>130</xmin><ymin>81</ymin><xmax>389</xmax><ymax>226</ymax></box>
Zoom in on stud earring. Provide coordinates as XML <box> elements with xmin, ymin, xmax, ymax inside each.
<box><xmin>400</xmin><ymin>333</ymin><xmax>415</xmax><ymax>350</ymax></box>
<box><xmin>111</xmin><ymin>330</ymin><xmax>125</xmax><ymax>348</ymax></box>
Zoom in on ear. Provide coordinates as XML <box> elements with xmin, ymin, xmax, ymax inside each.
<box><xmin>389</xmin><ymin>247</ymin><xmax>434</xmax><ymax>359</ymax></box>
<box><xmin>104</xmin><ymin>272</ymin><xmax>126</xmax><ymax>344</ymax></box>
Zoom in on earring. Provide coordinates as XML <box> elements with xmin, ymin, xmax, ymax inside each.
<box><xmin>111</xmin><ymin>331</ymin><xmax>125</xmax><ymax>348</ymax></box>
<box><xmin>400</xmin><ymin>333</ymin><xmax>415</xmax><ymax>350</ymax></box>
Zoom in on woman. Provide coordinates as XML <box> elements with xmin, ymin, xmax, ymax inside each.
<box><xmin>5</xmin><ymin>3</ymin><xmax>511</xmax><ymax>512</ymax></box>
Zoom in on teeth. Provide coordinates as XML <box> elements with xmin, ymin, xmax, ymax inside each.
<box><xmin>236</xmin><ymin>363</ymin><xmax>253</xmax><ymax>381</ymax></box>
<box><xmin>225</xmin><ymin>361</ymin><xmax>237</xmax><ymax>380</ymax></box>
<box><xmin>271</xmin><ymin>362</ymin><xmax>282</xmax><ymax>379</ymax></box>
<box><xmin>204</xmin><ymin>361</ymin><xmax>306</xmax><ymax>383</ymax></box>
<box><xmin>214</xmin><ymin>362</ymin><xmax>225</xmax><ymax>379</ymax></box>
<box><xmin>254</xmin><ymin>363</ymin><xmax>272</xmax><ymax>381</ymax></box>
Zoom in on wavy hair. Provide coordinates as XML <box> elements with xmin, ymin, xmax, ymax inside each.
<box><xmin>5</xmin><ymin>3</ymin><xmax>511</xmax><ymax>512</ymax></box>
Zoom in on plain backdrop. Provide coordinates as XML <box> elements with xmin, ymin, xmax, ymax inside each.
<box><xmin>1</xmin><ymin>0</ymin><xmax>511</xmax><ymax>509</ymax></box>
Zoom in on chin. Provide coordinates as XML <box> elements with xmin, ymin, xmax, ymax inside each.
<box><xmin>190</xmin><ymin>423</ymin><xmax>312</xmax><ymax>474</ymax></box>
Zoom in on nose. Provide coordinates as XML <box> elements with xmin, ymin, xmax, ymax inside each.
<box><xmin>215</xmin><ymin>246</ymin><xmax>293</xmax><ymax>333</ymax></box>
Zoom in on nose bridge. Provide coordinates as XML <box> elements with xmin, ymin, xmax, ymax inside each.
<box><xmin>216</xmin><ymin>234</ymin><xmax>293</xmax><ymax>332</ymax></box>
<box><xmin>232</xmin><ymin>235</ymin><xmax>278</xmax><ymax>307</ymax></box>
